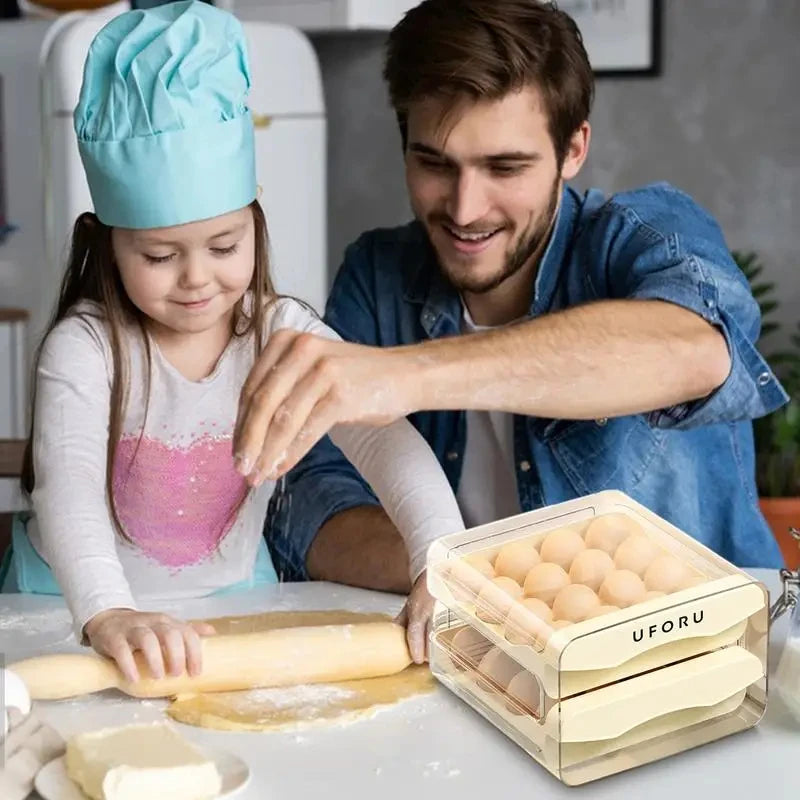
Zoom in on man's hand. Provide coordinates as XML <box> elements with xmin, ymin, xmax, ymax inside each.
<box><xmin>396</xmin><ymin>572</ymin><xmax>435</xmax><ymax>664</ymax></box>
<box><xmin>233</xmin><ymin>329</ymin><xmax>416</xmax><ymax>485</ymax></box>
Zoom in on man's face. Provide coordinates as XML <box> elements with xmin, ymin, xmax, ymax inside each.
<box><xmin>405</xmin><ymin>86</ymin><xmax>586</xmax><ymax>298</ymax></box>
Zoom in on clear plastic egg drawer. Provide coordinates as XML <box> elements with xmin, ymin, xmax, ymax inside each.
<box><xmin>427</xmin><ymin>490</ymin><xmax>769</xmax><ymax>786</ymax></box>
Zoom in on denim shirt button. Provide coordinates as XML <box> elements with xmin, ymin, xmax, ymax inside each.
<box><xmin>596</xmin><ymin>417</ymin><xmax>608</xmax><ymax>426</ymax></box>
<box><xmin>757</xmin><ymin>371</ymin><xmax>771</xmax><ymax>387</ymax></box>
<box><xmin>519</xmin><ymin>460</ymin><xmax>532</xmax><ymax>472</ymax></box>
<box><xmin>446</xmin><ymin>451</ymin><xmax>460</xmax><ymax>461</ymax></box>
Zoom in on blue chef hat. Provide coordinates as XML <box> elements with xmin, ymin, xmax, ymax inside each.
<box><xmin>74</xmin><ymin>0</ymin><xmax>256</xmax><ymax>229</ymax></box>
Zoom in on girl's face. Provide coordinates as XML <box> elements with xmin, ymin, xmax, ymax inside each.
<box><xmin>112</xmin><ymin>206</ymin><xmax>256</xmax><ymax>337</ymax></box>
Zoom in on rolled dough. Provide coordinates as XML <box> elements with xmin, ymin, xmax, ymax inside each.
<box><xmin>167</xmin><ymin>610</ymin><xmax>436</xmax><ymax>732</ymax></box>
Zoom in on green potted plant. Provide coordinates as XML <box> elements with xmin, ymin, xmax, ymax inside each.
<box><xmin>735</xmin><ymin>250</ymin><xmax>800</xmax><ymax>566</ymax></box>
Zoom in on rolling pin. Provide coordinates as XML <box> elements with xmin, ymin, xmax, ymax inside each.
<box><xmin>8</xmin><ymin>621</ymin><xmax>412</xmax><ymax>701</ymax></box>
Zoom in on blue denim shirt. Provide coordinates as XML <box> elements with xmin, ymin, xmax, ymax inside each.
<box><xmin>266</xmin><ymin>182</ymin><xmax>788</xmax><ymax>576</ymax></box>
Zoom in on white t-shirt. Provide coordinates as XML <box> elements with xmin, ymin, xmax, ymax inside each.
<box><xmin>29</xmin><ymin>298</ymin><xmax>464</xmax><ymax>635</ymax></box>
<box><xmin>455</xmin><ymin>305</ymin><xmax>522</xmax><ymax>529</ymax></box>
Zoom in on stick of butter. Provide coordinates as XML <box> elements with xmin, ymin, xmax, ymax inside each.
<box><xmin>65</xmin><ymin>721</ymin><xmax>222</xmax><ymax>800</ymax></box>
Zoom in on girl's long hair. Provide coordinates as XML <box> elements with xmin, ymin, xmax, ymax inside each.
<box><xmin>21</xmin><ymin>199</ymin><xmax>275</xmax><ymax>539</ymax></box>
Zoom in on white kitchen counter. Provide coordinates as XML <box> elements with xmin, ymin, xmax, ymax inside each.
<box><xmin>1</xmin><ymin>571</ymin><xmax>797</xmax><ymax>799</ymax></box>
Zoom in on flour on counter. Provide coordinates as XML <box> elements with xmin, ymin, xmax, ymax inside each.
<box><xmin>0</xmin><ymin>607</ymin><xmax>75</xmax><ymax>652</ymax></box>
<box><xmin>0</xmin><ymin>607</ymin><xmax>72</xmax><ymax>634</ymax></box>
<box><xmin>225</xmin><ymin>684</ymin><xmax>358</xmax><ymax>714</ymax></box>
<box><xmin>423</xmin><ymin>760</ymin><xmax>463</xmax><ymax>779</ymax></box>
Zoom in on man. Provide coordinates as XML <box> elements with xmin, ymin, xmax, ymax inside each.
<box><xmin>234</xmin><ymin>0</ymin><xmax>787</xmax><ymax>654</ymax></box>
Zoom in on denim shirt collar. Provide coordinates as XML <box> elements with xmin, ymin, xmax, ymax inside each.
<box><xmin>404</xmin><ymin>186</ymin><xmax>583</xmax><ymax>339</ymax></box>
<box><xmin>531</xmin><ymin>185</ymin><xmax>582</xmax><ymax>316</ymax></box>
<box><xmin>400</xmin><ymin>228</ymin><xmax>461</xmax><ymax>338</ymax></box>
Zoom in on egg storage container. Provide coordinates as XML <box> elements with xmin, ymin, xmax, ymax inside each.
<box><xmin>427</xmin><ymin>490</ymin><xmax>769</xmax><ymax>786</ymax></box>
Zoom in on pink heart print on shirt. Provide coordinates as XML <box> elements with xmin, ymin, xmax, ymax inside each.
<box><xmin>112</xmin><ymin>434</ymin><xmax>249</xmax><ymax>568</ymax></box>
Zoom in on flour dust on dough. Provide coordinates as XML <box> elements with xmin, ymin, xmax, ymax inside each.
<box><xmin>166</xmin><ymin>610</ymin><xmax>436</xmax><ymax>732</ymax></box>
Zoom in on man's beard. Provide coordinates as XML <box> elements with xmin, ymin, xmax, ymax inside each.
<box><xmin>431</xmin><ymin>176</ymin><xmax>560</xmax><ymax>295</ymax></box>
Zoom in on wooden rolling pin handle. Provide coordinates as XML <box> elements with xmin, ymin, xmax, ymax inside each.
<box><xmin>8</xmin><ymin>653</ymin><xmax>120</xmax><ymax>700</ymax></box>
<box><xmin>10</xmin><ymin>621</ymin><xmax>412</xmax><ymax>701</ymax></box>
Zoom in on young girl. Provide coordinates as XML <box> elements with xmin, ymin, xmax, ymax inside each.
<box><xmin>11</xmin><ymin>0</ymin><xmax>463</xmax><ymax>681</ymax></box>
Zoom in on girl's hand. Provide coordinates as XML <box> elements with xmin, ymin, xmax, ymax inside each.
<box><xmin>83</xmin><ymin>609</ymin><xmax>216</xmax><ymax>684</ymax></box>
<box><xmin>395</xmin><ymin>572</ymin><xmax>435</xmax><ymax>665</ymax></box>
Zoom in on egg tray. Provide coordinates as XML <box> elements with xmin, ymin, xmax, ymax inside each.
<box><xmin>430</xmin><ymin>623</ymin><xmax>764</xmax><ymax>785</ymax></box>
<box><xmin>427</xmin><ymin>491</ymin><xmax>769</xmax><ymax>700</ymax></box>
<box><xmin>425</xmin><ymin>491</ymin><xmax>769</xmax><ymax>784</ymax></box>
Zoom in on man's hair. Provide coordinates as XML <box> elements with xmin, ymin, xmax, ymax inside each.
<box><xmin>384</xmin><ymin>0</ymin><xmax>594</xmax><ymax>164</ymax></box>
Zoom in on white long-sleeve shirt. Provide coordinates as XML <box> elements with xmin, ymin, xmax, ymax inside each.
<box><xmin>29</xmin><ymin>298</ymin><xmax>464</xmax><ymax>635</ymax></box>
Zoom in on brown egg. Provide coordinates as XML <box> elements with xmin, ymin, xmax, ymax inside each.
<box><xmin>583</xmin><ymin>604</ymin><xmax>621</xmax><ymax>619</ymax></box>
<box><xmin>475</xmin><ymin>647</ymin><xmax>522</xmax><ymax>693</ymax></box>
<box><xmin>447</xmin><ymin>554</ymin><xmax>495</xmax><ymax>601</ymax></box>
<box><xmin>569</xmin><ymin>548</ymin><xmax>615</xmax><ymax>592</ymax></box>
<box><xmin>505</xmin><ymin>670</ymin><xmax>542</xmax><ymax>717</ymax></box>
<box><xmin>584</xmin><ymin>513</ymin><xmax>642</xmax><ymax>554</ymax></box>
<box><xmin>504</xmin><ymin>597</ymin><xmax>553</xmax><ymax>646</ymax></box>
<box><xmin>644</xmin><ymin>554</ymin><xmax>689</xmax><ymax>593</ymax></box>
<box><xmin>450</xmin><ymin>626</ymin><xmax>491</xmax><ymax>671</ymax></box>
<box><xmin>540</xmin><ymin>528</ymin><xmax>586</xmax><ymax>571</ymax></box>
<box><xmin>614</xmin><ymin>535</ymin><xmax>659</xmax><ymax>576</ymax></box>
<box><xmin>681</xmin><ymin>574</ymin><xmax>708</xmax><ymax>590</ymax></box>
<box><xmin>552</xmin><ymin>584</ymin><xmax>601</xmax><ymax>622</ymax></box>
<box><xmin>475</xmin><ymin>577</ymin><xmax>524</xmax><ymax>624</ymax></box>
<box><xmin>599</xmin><ymin>569</ymin><xmax>646</xmax><ymax>607</ymax></box>
<box><xmin>465</xmin><ymin>552</ymin><xmax>496</xmax><ymax>573</ymax></box>
<box><xmin>643</xmin><ymin>590</ymin><xmax>666</xmax><ymax>602</ymax></box>
<box><xmin>494</xmin><ymin>541</ymin><xmax>541</xmax><ymax>585</ymax></box>
<box><xmin>523</xmin><ymin>562</ymin><xmax>571</xmax><ymax>605</ymax></box>
<box><xmin>551</xmin><ymin>619</ymin><xmax>573</xmax><ymax>630</ymax></box>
